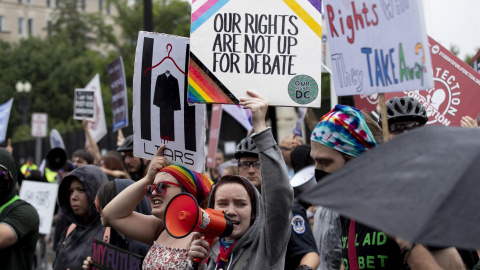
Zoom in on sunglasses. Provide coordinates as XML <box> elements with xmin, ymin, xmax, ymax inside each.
<box><xmin>144</xmin><ymin>181</ymin><xmax>181</xmax><ymax>199</ymax></box>
<box><xmin>0</xmin><ymin>171</ymin><xmax>10</xmax><ymax>181</ymax></box>
<box><xmin>238</xmin><ymin>161</ymin><xmax>261</xmax><ymax>170</ymax></box>
<box><xmin>389</xmin><ymin>122</ymin><xmax>421</xmax><ymax>134</ymax></box>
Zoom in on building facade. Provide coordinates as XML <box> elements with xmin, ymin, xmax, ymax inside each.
<box><xmin>0</xmin><ymin>0</ymin><xmax>117</xmax><ymax>43</ymax></box>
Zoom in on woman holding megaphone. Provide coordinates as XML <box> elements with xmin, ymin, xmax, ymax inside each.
<box><xmin>102</xmin><ymin>145</ymin><xmax>214</xmax><ymax>269</ymax></box>
<box><xmin>187</xmin><ymin>90</ymin><xmax>294</xmax><ymax>270</ymax></box>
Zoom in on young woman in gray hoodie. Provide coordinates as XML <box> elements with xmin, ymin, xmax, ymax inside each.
<box><xmin>188</xmin><ymin>90</ymin><xmax>294</xmax><ymax>270</ymax></box>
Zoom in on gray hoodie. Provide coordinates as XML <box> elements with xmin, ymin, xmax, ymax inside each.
<box><xmin>193</xmin><ymin>128</ymin><xmax>294</xmax><ymax>270</ymax></box>
<box><xmin>53</xmin><ymin>165</ymin><xmax>108</xmax><ymax>270</ymax></box>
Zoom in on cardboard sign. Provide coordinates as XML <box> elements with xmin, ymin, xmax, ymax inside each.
<box><xmin>19</xmin><ymin>180</ymin><xmax>58</xmax><ymax>235</ymax></box>
<box><xmin>31</xmin><ymin>113</ymin><xmax>48</xmax><ymax>138</ymax></box>
<box><xmin>206</xmin><ymin>104</ymin><xmax>222</xmax><ymax>169</ymax></box>
<box><xmin>0</xmin><ymin>98</ymin><xmax>13</xmax><ymax>144</ymax></box>
<box><xmin>91</xmin><ymin>239</ymin><xmax>143</xmax><ymax>270</ymax></box>
<box><xmin>188</xmin><ymin>0</ymin><xmax>323</xmax><ymax>107</ymax></box>
<box><xmin>74</xmin><ymin>89</ymin><xmax>95</xmax><ymax>121</ymax></box>
<box><xmin>107</xmin><ymin>57</ymin><xmax>129</xmax><ymax>132</ymax></box>
<box><xmin>354</xmin><ymin>36</ymin><xmax>480</xmax><ymax>127</ymax></box>
<box><xmin>133</xmin><ymin>32</ymin><xmax>206</xmax><ymax>172</ymax></box>
<box><xmin>85</xmin><ymin>74</ymin><xmax>108</xmax><ymax>143</ymax></box>
<box><xmin>325</xmin><ymin>0</ymin><xmax>434</xmax><ymax>96</ymax></box>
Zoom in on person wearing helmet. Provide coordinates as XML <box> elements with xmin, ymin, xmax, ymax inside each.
<box><xmin>382</xmin><ymin>96</ymin><xmax>429</xmax><ymax>139</ymax></box>
<box><xmin>235</xmin><ymin>130</ymin><xmax>319</xmax><ymax>270</ymax></box>
<box><xmin>117</xmin><ymin>135</ymin><xmax>150</xmax><ymax>181</ymax></box>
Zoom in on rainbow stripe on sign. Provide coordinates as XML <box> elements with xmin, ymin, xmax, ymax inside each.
<box><xmin>188</xmin><ymin>53</ymin><xmax>239</xmax><ymax>104</ymax></box>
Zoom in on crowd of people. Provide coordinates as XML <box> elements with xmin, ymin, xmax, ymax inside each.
<box><xmin>0</xmin><ymin>92</ymin><xmax>479</xmax><ymax>270</ymax></box>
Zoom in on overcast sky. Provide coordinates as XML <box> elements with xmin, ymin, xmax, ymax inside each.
<box><xmin>423</xmin><ymin>0</ymin><xmax>480</xmax><ymax>60</ymax></box>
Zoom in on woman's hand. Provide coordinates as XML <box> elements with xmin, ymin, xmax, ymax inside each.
<box><xmin>145</xmin><ymin>144</ymin><xmax>170</xmax><ymax>184</ymax></box>
<box><xmin>82</xmin><ymin>256</ymin><xmax>92</xmax><ymax>270</ymax></box>
<box><xmin>239</xmin><ymin>90</ymin><xmax>269</xmax><ymax>134</ymax></box>
<box><xmin>188</xmin><ymin>232</ymin><xmax>216</xmax><ymax>269</ymax></box>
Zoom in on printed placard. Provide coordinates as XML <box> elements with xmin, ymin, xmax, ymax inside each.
<box><xmin>85</xmin><ymin>74</ymin><xmax>108</xmax><ymax>143</ymax></box>
<box><xmin>0</xmin><ymin>98</ymin><xmax>13</xmax><ymax>144</ymax></box>
<box><xmin>133</xmin><ymin>32</ymin><xmax>206</xmax><ymax>172</ymax></box>
<box><xmin>188</xmin><ymin>0</ymin><xmax>323</xmax><ymax>107</ymax></box>
<box><xmin>355</xmin><ymin>36</ymin><xmax>480</xmax><ymax>127</ymax></box>
<box><xmin>91</xmin><ymin>239</ymin><xmax>143</xmax><ymax>270</ymax></box>
<box><xmin>107</xmin><ymin>57</ymin><xmax>129</xmax><ymax>132</ymax></box>
<box><xmin>325</xmin><ymin>0</ymin><xmax>434</xmax><ymax>96</ymax></box>
<box><xmin>19</xmin><ymin>180</ymin><xmax>58</xmax><ymax>235</ymax></box>
<box><xmin>74</xmin><ymin>89</ymin><xmax>95</xmax><ymax>121</ymax></box>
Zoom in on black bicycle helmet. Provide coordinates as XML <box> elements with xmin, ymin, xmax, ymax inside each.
<box><xmin>117</xmin><ymin>135</ymin><xmax>134</xmax><ymax>152</ymax></box>
<box><xmin>381</xmin><ymin>96</ymin><xmax>429</xmax><ymax>125</ymax></box>
<box><xmin>235</xmin><ymin>137</ymin><xmax>259</xmax><ymax>159</ymax></box>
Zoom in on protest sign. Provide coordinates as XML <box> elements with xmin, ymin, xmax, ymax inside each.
<box><xmin>472</xmin><ymin>49</ymin><xmax>480</xmax><ymax>74</ymax></box>
<box><xmin>50</xmin><ymin>128</ymin><xmax>66</xmax><ymax>149</ymax></box>
<box><xmin>133</xmin><ymin>32</ymin><xmax>206</xmax><ymax>172</ymax></box>
<box><xmin>0</xmin><ymin>98</ymin><xmax>13</xmax><ymax>144</ymax></box>
<box><xmin>355</xmin><ymin>36</ymin><xmax>480</xmax><ymax>127</ymax></box>
<box><xmin>31</xmin><ymin>113</ymin><xmax>48</xmax><ymax>137</ymax></box>
<box><xmin>85</xmin><ymin>74</ymin><xmax>108</xmax><ymax>143</ymax></box>
<box><xmin>188</xmin><ymin>0</ymin><xmax>323</xmax><ymax>107</ymax></box>
<box><xmin>74</xmin><ymin>89</ymin><xmax>95</xmax><ymax>121</ymax></box>
<box><xmin>19</xmin><ymin>180</ymin><xmax>58</xmax><ymax>234</ymax></box>
<box><xmin>91</xmin><ymin>239</ymin><xmax>143</xmax><ymax>270</ymax></box>
<box><xmin>107</xmin><ymin>57</ymin><xmax>129</xmax><ymax>132</ymax></box>
<box><xmin>325</xmin><ymin>0</ymin><xmax>434</xmax><ymax>96</ymax></box>
<box><xmin>222</xmin><ymin>104</ymin><xmax>252</xmax><ymax>131</ymax></box>
<box><xmin>206</xmin><ymin>104</ymin><xmax>222</xmax><ymax>169</ymax></box>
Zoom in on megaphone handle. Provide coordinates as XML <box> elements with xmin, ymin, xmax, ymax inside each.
<box><xmin>192</xmin><ymin>237</ymin><xmax>214</xmax><ymax>265</ymax></box>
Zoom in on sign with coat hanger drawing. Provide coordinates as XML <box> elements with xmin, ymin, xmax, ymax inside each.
<box><xmin>132</xmin><ymin>32</ymin><xmax>207</xmax><ymax>172</ymax></box>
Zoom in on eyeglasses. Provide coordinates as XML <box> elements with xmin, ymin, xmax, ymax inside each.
<box><xmin>389</xmin><ymin>122</ymin><xmax>422</xmax><ymax>134</ymax></box>
<box><xmin>144</xmin><ymin>181</ymin><xmax>181</xmax><ymax>199</ymax></box>
<box><xmin>0</xmin><ymin>171</ymin><xmax>9</xmax><ymax>181</ymax></box>
<box><xmin>238</xmin><ymin>161</ymin><xmax>261</xmax><ymax>170</ymax></box>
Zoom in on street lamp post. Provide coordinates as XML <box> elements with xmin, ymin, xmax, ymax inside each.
<box><xmin>15</xmin><ymin>81</ymin><xmax>32</xmax><ymax>135</ymax></box>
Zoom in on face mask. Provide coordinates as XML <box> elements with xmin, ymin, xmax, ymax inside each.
<box><xmin>315</xmin><ymin>169</ymin><xmax>330</xmax><ymax>183</ymax></box>
<box><xmin>0</xmin><ymin>180</ymin><xmax>11</xmax><ymax>198</ymax></box>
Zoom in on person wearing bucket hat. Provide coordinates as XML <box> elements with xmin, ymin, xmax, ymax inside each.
<box><xmin>0</xmin><ymin>148</ymin><xmax>39</xmax><ymax>270</ymax></box>
<box><xmin>52</xmin><ymin>165</ymin><xmax>108</xmax><ymax>270</ymax></box>
<box><xmin>102</xmin><ymin>149</ymin><xmax>213</xmax><ymax>270</ymax></box>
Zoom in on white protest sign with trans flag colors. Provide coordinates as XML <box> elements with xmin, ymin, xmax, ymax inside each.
<box><xmin>324</xmin><ymin>0</ymin><xmax>434</xmax><ymax>96</ymax></box>
<box><xmin>0</xmin><ymin>99</ymin><xmax>13</xmax><ymax>144</ymax></box>
<box><xmin>188</xmin><ymin>0</ymin><xmax>323</xmax><ymax>107</ymax></box>
<box><xmin>132</xmin><ymin>32</ymin><xmax>206</xmax><ymax>172</ymax></box>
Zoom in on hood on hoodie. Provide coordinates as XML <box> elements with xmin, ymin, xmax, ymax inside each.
<box><xmin>207</xmin><ymin>175</ymin><xmax>263</xmax><ymax>249</ymax></box>
<box><xmin>58</xmin><ymin>165</ymin><xmax>108</xmax><ymax>225</ymax></box>
<box><xmin>0</xmin><ymin>148</ymin><xmax>18</xmax><ymax>204</ymax></box>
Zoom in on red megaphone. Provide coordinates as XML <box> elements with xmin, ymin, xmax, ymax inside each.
<box><xmin>165</xmin><ymin>193</ymin><xmax>234</xmax><ymax>266</ymax></box>
<box><xmin>165</xmin><ymin>192</ymin><xmax>233</xmax><ymax>239</ymax></box>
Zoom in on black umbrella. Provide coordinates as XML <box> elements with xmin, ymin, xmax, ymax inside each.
<box><xmin>300</xmin><ymin>126</ymin><xmax>480</xmax><ymax>250</ymax></box>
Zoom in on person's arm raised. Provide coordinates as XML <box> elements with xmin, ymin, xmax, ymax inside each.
<box><xmin>102</xmin><ymin>145</ymin><xmax>169</xmax><ymax>245</ymax></box>
<box><xmin>239</xmin><ymin>90</ymin><xmax>268</xmax><ymax>134</ymax></box>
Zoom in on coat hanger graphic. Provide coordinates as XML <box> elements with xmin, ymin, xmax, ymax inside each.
<box><xmin>143</xmin><ymin>43</ymin><xmax>186</xmax><ymax>76</ymax></box>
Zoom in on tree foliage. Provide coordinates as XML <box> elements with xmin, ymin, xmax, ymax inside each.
<box><xmin>0</xmin><ymin>0</ymin><xmax>192</xmax><ymax>143</ymax></box>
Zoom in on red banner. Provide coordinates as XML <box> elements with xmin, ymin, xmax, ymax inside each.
<box><xmin>206</xmin><ymin>104</ymin><xmax>222</xmax><ymax>169</ymax></box>
<box><xmin>354</xmin><ymin>36</ymin><xmax>480</xmax><ymax>127</ymax></box>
